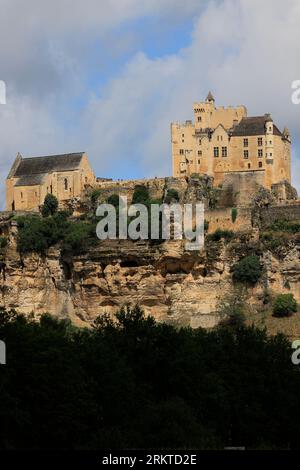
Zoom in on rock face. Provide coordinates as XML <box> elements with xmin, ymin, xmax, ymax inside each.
<box><xmin>0</xmin><ymin>220</ymin><xmax>300</xmax><ymax>333</ymax></box>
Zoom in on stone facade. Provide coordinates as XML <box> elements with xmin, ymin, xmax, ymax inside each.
<box><xmin>6</xmin><ymin>152</ymin><xmax>95</xmax><ymax>211</ymax></box>
<box><xmin>171</xmin><ymin>92</ymin><xmax>291</xmax><ymax>188</ymax></box>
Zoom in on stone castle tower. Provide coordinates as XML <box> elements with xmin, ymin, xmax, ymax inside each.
<box><xmin>171</xmin><ymin>92</ymin><xmax>291</xmax><ymax>188</ymax></box>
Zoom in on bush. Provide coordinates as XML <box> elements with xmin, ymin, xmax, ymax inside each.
<box><xmin>90</xmin><ymin>189</ymin><xmax>101</xmax><ymax>206</ymax></box>
<box><xmin>164</xmin><ymin>188</ymin><xmax>179</xmax><ymax>204</ymax></box>
<box><xmin>232</xmin><ymin>255</ymin><xmax>262</xmax><ymax>285</ymax></box>
<box><xmin>16</xmin><ymin>212</ymin><xmax>95</xmax><ymax>255</ymax></box>
<box><xmin>273</xmin><ymin>294</ymin><xmax>298</xmax><ymax>318</ymax></box>
<box><xmin>41</xmin><ymin>194</ymin><xmax>58</xmax><ymax>217</ymax></box>
<box><xmin>107</xmin><ymin>194</ymin><xmax>120</xmax><ymax>208</ymax></box>
<box><xmin>132</xmin><ymin>185</ymin><xmax>150</xmax><ymax>205</ymax></box>
<box><xmin>207</xmin><ymin>229</ymin><xmax>234</xmax><ymax>242</ymax></box>
<box><xmin>231</xmin><ymin>208</ymin><xmax>238</xmax><ymax>223</ymax></box>
<box><xmin>269</xmin><ymin>219</ymin><xmax>300</xmax><ymax>233</ymax></box>
<box><xmin>0</xmin><ymin>236</ymin><xmax>7</xmax><ymax>249</ymax></box>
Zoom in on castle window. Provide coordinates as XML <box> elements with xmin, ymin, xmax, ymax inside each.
<box><xmin>198</xmin><ymin>150</ymin><xmax>202</xmax><ymax>156</ymax></box>
<box><xmin>198</xmin><ymin>159</ymin><xmax>201</xmax><ymax>164</ymax></box>
<box><xmin>197</xmin><ymin>116</ymin><xmax>202</xmax><ymax>122</ymax></box>
<box><xmin>244</xmin><ymin>150</ymin><xmax>249</xmax><ymax>159</ymax></box>
<box><xmin>259</xmin><ymin>162</ymin><xmax>263</xmax><ymax>168</ymax></box>
<box><xmin>21</xmin><ymin>192</ymin><xmax>23</xmax><ymax>199</ymax></box>
<box><xmin>180</xmin><ymin>149</ymin><xmax>184</xmax><ymax>155</ymax></box>
<box><xmin>248</xmin><ymin>163</ymin><xmax>251</xmax><ymax>169</ymax></box>
<box><xmin>182</xmin><ymin>139</ymin><xmax>184</xmax><ymax>143</ymax></box>
<box><xmin>243</xmin><ymin>138</ymin><xmax>248</xmax><ymax>147</ymax></box>
<box><xmin>214</xmin><ymin>147</ymin><xmax>219</xmax><ymax>158</ymax></box>
<box><xmin>64</xmin><ymin>178</ymin><xmax>68</xmax><ymax>190</ymax></box>
<box><xmin>199</xmin><ymin>140</ymin><xmax>201</xmax><ymax>145</ymax></box>
<box><xmin>269</xmin><ymin>127</ymin><xmax>272</xmax><ymax>131</ymax></box>
<box><xmin>258</xmin><ymin>137</ymin><xmax>263</xmax><ymax>146</ymax></box>
<box><xmin>182</xmin><ymin>134</ymin><xmax>184</xmax><ymax>138</ymax></box>
<box><xmin>222</xmin><ymin>147</ymin><xmax>228</xmax><ymax>157</ymax></box>
<box><xmin>258</xmin><ymin>149</ymin><xmax>263</xmax><ymax>157</ymax></box>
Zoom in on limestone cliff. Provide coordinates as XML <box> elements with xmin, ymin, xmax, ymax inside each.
<box><xmin>0</xmin><ymin>216</ymin><xmax>299</xmax><ymax>338</ymax></box>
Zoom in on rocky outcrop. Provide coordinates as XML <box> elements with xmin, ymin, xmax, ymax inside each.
<box><xmin>0</xmin><ymin>218</ymin><xmax>299</xmax><ymax>336</ymax></box>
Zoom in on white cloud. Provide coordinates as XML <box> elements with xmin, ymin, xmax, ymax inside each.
<box><xmin>0</xmin><ymin>0</ymin><xmax>300</xmax><ymax>209</ymax></box>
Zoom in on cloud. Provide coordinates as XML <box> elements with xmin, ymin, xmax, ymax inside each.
<box><xmin>0</xmin><ymin>0</ymin><xmax>300</xmax><ymax>209</ymax></box>
<box><xmin>81</xmin><ymin>0</ymin><xmax>300</xmax><ymax>186</ymax></box>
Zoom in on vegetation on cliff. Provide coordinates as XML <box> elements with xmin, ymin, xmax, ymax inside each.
<box><xmin>0</xmin><ymin>305</ymin><xmax>300</xmax><ymax>450</ymax></box>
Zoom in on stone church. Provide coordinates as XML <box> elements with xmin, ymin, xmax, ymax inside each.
<box><xmin>171</xmin><ymin>92</ymin><xmax>291</xmax><ymax>188</ymax></box>
<box><xmin>6</xmin><ymin>152</ymin><xmax>95</xmax><ymax>211</ymax></box>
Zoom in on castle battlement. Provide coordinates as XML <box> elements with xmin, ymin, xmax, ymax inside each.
<box><xmin>172</xmin><ymin>92</ymin><xmax>291</xmax><ymax>189</ymax></box>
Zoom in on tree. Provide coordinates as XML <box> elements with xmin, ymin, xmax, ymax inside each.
<box><xmin>273</xmin><ymin>294</ymin><xmax>298</xmax><ymax>317</ymax></box>
<box><xmin>132</xmin><ymin>185</ymin><xmax>150</xmax><ymax>205</ymax></box>
<box><xmin>232</xmin><ymin>255</ymin><xmax>262</xmax><ymax>285</ymax></box>
<box><xmin>41</xmin><ymin>194</ymin><xmax>58</xmax><ymax>217</ymax></box>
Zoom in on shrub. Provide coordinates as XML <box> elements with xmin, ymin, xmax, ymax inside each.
<box><xmin>90</xmin><ymin>189</ymin><xmax>101</xmax><ymax>206</ymax></box>
<box><xmin>107</xmin><ymin>194</ymin><xmax>120</xmax><ymax>208</ymax></box>
<box><xmin>231</xmin><ymin>208</ymin><xmax>238</xmax><ymax>223</ymax></box>
<box><xmin>217</xmin><ymin>289</ymin><xmax>247</xmax><ymax>328</ymax></box>
<box><xmin>207</xmin><ymin>229</ymin><xmax>234</xmax><ymax>242</ymax></box>
<box><xmin>273</xmin><ymin>294</ymin><xmax>298</xmax><ymax>318</ymax></box>
<box><xmin>0</xmin><ymin>236</ymin><xmax>7</xmax><ymax>249</ymax></box>
<box><xmin>164</xmin><ymin>188</ymin><xmax>179</xmax><ymax>204</ymax></box>
<box><xmin>62</xmin><ymin>222</ymin><xmax>96</xmax><ymax>255</ymax></box>
<box><xmin>41</xmin><ymin>194</ymin><xmax>58</xmax><ymax>217</ymax></box>
<box><xmin>132</xmin><ymin>185</ymin><xmax>150</xmax><ymax>205</ymax></box>
<box><xmin>232</xmin><ymin>255</ymin><xmax>262</xmax><ymax>285</ymax></box>
<box><xmin>269</xmin><ymin>219</ymin><xmax>300</xmax><ymax>233</ymax></box>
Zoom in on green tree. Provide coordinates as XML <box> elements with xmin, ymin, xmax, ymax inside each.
<box><xmin>232</xmin><ymin>255</ymin><xmax>262</xmax><ymax>285</ymax></box>
<box><xmin>41</xmin><ymin>194</ymin><xmax>58</xmax><ymax>217</ymax></box>
<box><xmin>273</xmin><ymin>294</ymin><xmax>298</xmax><ymax>317</ymax></box>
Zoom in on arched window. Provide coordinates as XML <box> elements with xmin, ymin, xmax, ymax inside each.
<box><xmin>64</xmin><ymin>178</ymin><xmax>68</xmax><ymax>190</ymax></box>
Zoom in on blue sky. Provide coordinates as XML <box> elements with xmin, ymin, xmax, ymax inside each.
<box><xmin>0</xmin><ymin>0</ymin><xmax>300</xmax><ymax>204</ymax></box>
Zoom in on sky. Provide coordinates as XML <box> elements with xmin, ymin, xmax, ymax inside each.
<box><xmin>0</xmin><ymin>0</ymin><xmax>300</xmax><ymax>207</ymax></box>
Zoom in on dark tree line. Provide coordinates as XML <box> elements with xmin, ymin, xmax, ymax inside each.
<box><xmin>0</xmin><ymin>306</ymin><xmax>300</xmax><ymax>450</ymax></box>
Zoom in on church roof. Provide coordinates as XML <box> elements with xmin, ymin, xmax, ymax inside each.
<box><xmin>13</xmin><ymin>152</ymin><xmax>85</xmax><ymax>178</ymax></box>
<box><xmin>231</xmin><ymin>116</ymin><xmax>282</xmax><ymax>137</ymax></box>
<box><xmin>14</xmin><ymin>173</ymin><xmax>47</xmax><ymax>187</ymax></box>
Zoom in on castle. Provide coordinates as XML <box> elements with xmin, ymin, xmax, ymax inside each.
<box><xmin>171</xmin><ymin>92</ymin><xmax>291</xmax><ymax>188</ymax></box>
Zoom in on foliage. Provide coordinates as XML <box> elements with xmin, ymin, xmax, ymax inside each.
<box><xmin>231</xmin><ymin>208</ymin><xmax>238</xmax><ymax>223</ymax></box>
<box><xmin>0</xmin><ymin>236</ymin><xmax>7</xmax><ymax>249</ymax></box>
<box><xmin>164</xmin><ymin>188</ymin><xmax>179</xmax><ymax>204</ymax></box>
<box><xmin>41</xmin><ymin>194</ymin><xmax>58</xmax><ymax>217</ymax></box>
<box><xmin>90</xmin><ymin>189</ymin><xmax>101</xmax><ymax>206</ymax></box>
<box><xmin>269</xmin><ymin>219</ymin><xmax>300</xmax><ymax>233</ymax></box>
<box><xmin>217</xmin><ymin>288</ymin><xmax>247</xmax><ymax>327</ymax></box>
<box><xmin>16</xmin><ymin>212</ymin><xmax>96</xmax><ymax>255</ymax></box>
<box><xmin>232</xmin><ymin>255</ymin><xmax>262</xmax><ymax>285</ymax></box>
<box><xmin>0</xmin><ymin>305</ymin><xmax>300</xmax><ymax>450</ymax></box>
<box><xmin>132</xmin><ymin>185</ymin><xmax>150</xmax><ymax>205</ymax></box>
<box><xmin>107</xmin><ymin>194</ymin><xmax>120</xmax><ymax>208</ymax></box>
<box><xmin>207</xmin><ymin>229</ymin><xmax>234</xmax><ymax>242</ymax></box>
<box><xmin>273</xmin><ymin>294</ymin><xmax>298</xmax><ymax>318</ymax></box>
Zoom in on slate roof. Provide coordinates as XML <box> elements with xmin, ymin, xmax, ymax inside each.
<box><xmin>14</xmin><ymin>173</ymin><xmax>47</xmax><ymax>187</ymax></box>
<box><xmin>13</xmin><ymin>152</ymin><xmax>84</xmax><ymax>178</ymax></box>
<box><xmin>206</xmin><ymin>91</ymin><xmax>215</xmax><ymax>102</ymax></box>
<box><xmin>231</xmin><ymin>116</ymin><xmax>282</xmax><ymax>137</ymax></box>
